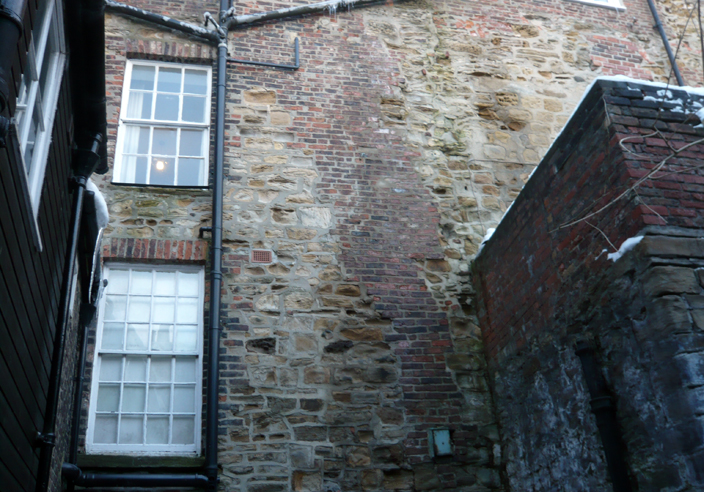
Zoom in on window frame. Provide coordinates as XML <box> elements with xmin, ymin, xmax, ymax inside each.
<box><xmin>86</xmin><ymin>263</ymin><xmax>205</xmax><ymax>456</ymax></box>
<box><xmin>564</xmin><ymin>0</ymin><xmax>625</xmax><ymax>10</ymax></box>
<box><xmin>112</xmin><ymin>60</ymin><xmax>212</xmax><ymax>188</ymax></box>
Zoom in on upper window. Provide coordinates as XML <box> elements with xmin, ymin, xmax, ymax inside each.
<box><xmin>87</xmin><ymin>264</ymin><xmax>204</xmax><ymax>455</ymax></box>
<box><xmin>15</xmin><ymin>0</ymin><xmax>66</xmax><ymax>213</ymax></box>
<box><xmin>113</xmin><ymin>61</ymin><xmax>212</xmax><ymax>187</ymax></box>
<box><xmin>566</xmin><ymin>0</ymin><xmax>624</xmax><ymax>9</ymax></box>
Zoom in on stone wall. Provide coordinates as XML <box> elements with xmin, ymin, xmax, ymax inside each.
<box><xmin>473</xmin><ymin>79</ymin><xmax>704</xmax><ymax>491</ymax></box>
<box><xmin>90</xmin><ymin>1</ymin><xmax>704</xmax><ymax>491</ymax></box>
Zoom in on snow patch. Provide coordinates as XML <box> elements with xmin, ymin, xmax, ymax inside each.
<box><xmin>607</xmin><ymin>236</ymin><xmax>644</xmax><ymax>262</ymax></box>
<box><xmin>476</xmin><ymin>228</ymin><xmax>495</xmax><ymax>256</ymax></box>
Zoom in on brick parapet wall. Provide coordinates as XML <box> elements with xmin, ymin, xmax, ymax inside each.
<box><xmin>473</xmin><ymin>79</ymin><xmax>704</xmax><ymax>490</ymax></box>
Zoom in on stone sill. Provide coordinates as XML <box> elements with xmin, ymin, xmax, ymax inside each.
<box><xmin>77</xmin><ymin>454</ymin><xmax>205</xmax><ymax>468</ymax></box>
<box><xmin>563</xmin><ymin>0</ymin><xmax>626</xmax><ymax>11</ymax></box>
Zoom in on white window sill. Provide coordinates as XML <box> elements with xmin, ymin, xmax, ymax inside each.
<box><xmin>564</xmin><ymin>0</ymin><xmax>626</xmax><ymax>11</ymax></box>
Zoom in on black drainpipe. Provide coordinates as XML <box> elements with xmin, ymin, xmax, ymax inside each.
<box><xmin>35</xmin><ymin>135</ymin><xmax>103</xmax><ymax>492</ymax></box>
<box><xmin>575</xmin><ymin>341</ymin><xmax>633</xmax><ymax>492</ymax></box>
<box><xmin>646</xmin><ymin>0</ymin><xmax>684</xmax><ymax>87</ymax></box>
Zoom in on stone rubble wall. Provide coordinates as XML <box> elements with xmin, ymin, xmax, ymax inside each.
<box><xmin>91</xmin><ymin>1</ymin><xmax>704</xmax><ymax>491</ymax></box>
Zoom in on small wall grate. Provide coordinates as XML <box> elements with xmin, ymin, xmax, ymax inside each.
<box><xmin>251</xmin><ymin>250</ymin><xmax>273</xmax><ymax>263</ymax></box>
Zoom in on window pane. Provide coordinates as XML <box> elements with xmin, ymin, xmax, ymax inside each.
<box><xmin>124</xmin><ymin>356</ymin><xmax>148</xmax><ymax>382</ymax></box>
<box><xmin>126</xmin><ymin>324</ymin><xmax>149</xmax><ymax>350</ymax></box>
<box><xmin>99</xmin><ymin>356</ymin><xmax>123</xmax><ymax>381</ymax></box>
<box><xmin>126</xmin><ymin>91</ymin><xmax>153</xmax><ymax>119</ymax></box>
<box><xmin>130</xmin><ymin>270</ymin><xmax>153</xmax><ymax>295</ymax></box>
<box><xmin>122</xmin><ymin>385</ymin><xmax>146</xmax><ymax>412</ymax></box>
<box><xmin>155</xmin><ymin>271</ymin><xmax>176</xmax><ymax>296</ymax></box>
<box><xmin>175</xmin><ymin>358</ymin><xmax>196</xmax><ymax>382</ymax></box>
<box><xmin>157</xmin><ymin>67</ymin><xmax>181</xmax><ymax>93</ymax></box>
<box><xmin>104</xmin><ymin>296</ymin><xmax>127</xmax><ymax>321</ymax></box>
<box><xmin>101</xmin><ymin>323</ymin><xmax>125</xmax><ymax>350</ymax></box>
<box><xmin>131</xmin><ymin>65</ymin><xmax>156</xmax><ymax>90</ymax></box>
<box><xmin>120</xmin><ymin>155</ymin><xmax>148</xmax><ymax>184</ymax></box>
<box><xmin>149</xmin><ymin>357</ymin><xmax>172</xmax><ymax>382</ymax></box>
<box><xmin>146</xmin><ymin>416</ymin><xmax>169</xmax><ymax>444</ymax></box>
<box><xmin>150</xmin><ymin>157</ymin><xmax>175</xmax><ymax>186</ymax></box>
<box><xmin>179</xmin><ymin>130</ymin><xmax>204</xmax><ymax>157</ymax></box>
<box><xmin>173</xmin><ymin>386</ymin><xmax>195</xmax><ymax>412</ymax></box>
<box><xmin>176</xmin><ymin>298</ymin><xmax>199</xmax><ymax>324</ymax></box>
<box><xmin>122</xmin><ymin>126</ymin><xmax>150</xmax><ymax>155</ymax></box>
<box><xmin>96</xmin><ymin>384</ymin><xmax>120</xmax><ymax>412</ymax></box>
<box><xmin>177</xmin><ymin>158</ymin><xmax>203</xmax><ymax>186</ymax></box>
<box><xmin>172</xmin><ymin>417</ymin><xmax>195</xmax><ymax>444</ymax></box>
<box><xmin>23</xmin><ymin>113</ymin><xmax>39</xmax><ymax>173</ymax></box>
<box><xmin>107</xmin><ymin>270</ymin><xmax>129</xmax><ymax>294</ymax></box>
<box><xmin>182</xmin><ymin>96</ymin><xmax>206</xmax><ymax>123</ymax></box>
<box><xmin>175</xmin><ymin>326</ymin><xmax>197</xmax><ymax>352</ymax></box>
<box><xmin>152</xmin><ymin>128</ymin><xmax>177</xmax><ymax>155</ymax></box>
<box><xmin>119</xmin><ymin>416</ymin><xmax>144</xmax><ymax>444</ymax></box>
<box><xmin>178</xmin><ymin>272</ymin><xmax>200</xmax><ymax>297</ymax></box>
<box><xmin>148</xmin><ymin>386</ymin><xmax>171</xmax><ymax>412</ymax></box>
<box><xmin>127</xmin><ymin>298</ymin><xmax>151</xmax><ymax>323</ymax></box>
<box><xmin>94</xmin><ymin>416</ymin><xmax>118</xmax><ymax>443</ymax></box>
<box><xmin>155</xmin><ymin>94</ymin><xmax>179</xmax><ymax>120</ymax></box>
<box><xmin>151</xmin><ymin>324</ymin><xmax>173</xmax><ymax>351</ymax></box>
<box><xmin>184</xmin><ymin>69</ymin><xmax>208</xmax><ymax>94</ymax></box>
<box><xmin>153</xmin><ymin>298</ymin><xmax>175</xmax><ymax>323</ymax></box>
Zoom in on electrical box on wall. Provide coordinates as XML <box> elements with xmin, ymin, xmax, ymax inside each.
<box><xmin>429</xmin><ymin>428</ymin><xmax>453</xmax><ymax>458</ymax></box>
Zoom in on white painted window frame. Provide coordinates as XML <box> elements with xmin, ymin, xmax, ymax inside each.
<box><xmin>113</xmin><ymin>60</ymin><xmax>212</xmax><ymax>187</ymax></box>
<box><xmin>565</xmin><ymin>0</ymin><xmax>625</xmax><ymax>10</ymax></box>
<box><xmin>13</xmin><ymin>0</ymin><xmax>67</xmax><ymax>250</ymax></box>
<box><xmin>86</xmin><ymin>263</ymin><xmax>205</xmax><ymax>455</ymax></box>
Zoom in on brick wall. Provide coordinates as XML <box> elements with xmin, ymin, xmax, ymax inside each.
<box><xmin>473</xmin><ymin>79</ymin><xmax>704</xmax><ymax>490</ymax></box>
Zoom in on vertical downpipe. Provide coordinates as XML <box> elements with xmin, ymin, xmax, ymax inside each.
<box><xmin>205</xmin><ymin>3</ymin><xmax>229</xmax><ymax>489</ymax></box>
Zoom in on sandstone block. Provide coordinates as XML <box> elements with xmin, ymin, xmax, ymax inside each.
<box><xmin>644</xmin><ymin>267</ymin><xmax>698</xmax><ymax>297</ymax></box>
<box><xmin>361</xmin><ymin>469</ymin><xmax>383</xmax><ymax>490</ymax></box>
<box><xmin>244</xmin><ymin>88</ymin><xmax>276</xmax><ymax>105</ymax></box>
<box><xmin>347</xmin><ymin>447</ymin><xmax>371</xmax><ymax>467</ymax></box>
<box><xmin>426</xmin><ymin>259</ymin><xmax>451</xmax><ymax>272</ymax></box>
<box><xmin>294</xmin><ymin>426</ymin><xmax>327</xmax><ymax>441</ymax></box>
<box><xmin>288</xmin><ymin>228</ymin><xmax>317</xmax><ymax>240</ymax></box>
<box><xmin>256</xmin><ymin>294</ymin><xmax>280</xmax><ymax>313</ymax></box>
<box><xmin>300</xmin><ymin>207</ymin><xmax>332</xmax><ymax>228</ymax></box>
<box><xmin>335</xmin><ymin>284</ymin><xmax>361</xmax><ymax>296</ymax></box>
<box><xmin>376</xmin><ymin>407</ymin><xmax>404</xmax><ymax>425</ymax></box>
<box><xmin>340</xmin><ymin>326</ymin><xmax>383</xmax><ymax>341</ymax></box>
<box><xmin>270</xmin><ymin>111</ymin><xmax>291</xmax><ymax>126</ymax></box>
<box><xmin>383</xmin><ymin>470</ymin><xmax>414</xmax><ymax>489</ymax></box>
<box><xmin>285</xmin><ymin>291</ymin><xmax>315</xmax><ymax>310</ymax></box>
<box><xmin>304</xmin><ymin>367</ymin><xmax>330</xmax><ymax>384</ymax></box>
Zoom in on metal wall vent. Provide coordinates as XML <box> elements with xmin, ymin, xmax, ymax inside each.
<box><xmin>251</xmin><ymin>250</ymin><xmax>273</xmax><ymax>263</ymax></box>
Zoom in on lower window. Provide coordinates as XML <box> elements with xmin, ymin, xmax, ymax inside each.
<box><xmin>87</xmin><ymin>264</ymin><xmax>204</xmax><ymax>455</ymax></box>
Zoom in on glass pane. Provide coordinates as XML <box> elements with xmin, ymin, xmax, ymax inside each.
<box><xmin>146</xmin><ymin>416</ymin><xmax>169</xmax><ymax>444</ymax></box>
<box><xmin>172</xmin><ymin>417</ymin><xmax>195</xmax><ymax>444</ymax></box>
<box><xmin>152</xmin><ymin>128</ymin><xmax>177</xmax><ymax>155</ymax></box>
<box><xmin>93</xmin><ymin>416</ymin><xmax>118</xmax><ymax>444</ymax></box>
<box><xmin>126</xmin><ymin>91</ymin><xmax>153</xmax><ymax>119</ymax></box>
<box><xmin>151</xmin><ymin>324</ymin><xmax>173</xmax><ymax>351</ymax></box>
<box><xmin>96</xmin><ymin>384</ymin><xmax>120</xmax><ymax>412</ymax></box>
<box><xmin>101</xmin><ymin>323</ymin><xmax>125</xmax><ymax>350</ymax></box>
<box><xmin>177</xmin><ymin>158</ymin><xmax>203</xmax><ymax>187</ymax></box>
<box><xmin>176</xmin><ymin>298</ymin><xmax>198</xmax><ymax>324</ymax></box>
<box><xmin>179</xmin><ymin>130</ymin><xmax>203</xmax><ymax>157</ymax></box>
<box><xmin>122</xmin><ymin>126</ymin><xmax>150</xmax><ymax>154</ymax></box>
<box><xmin>127</xmin><ymin>298</ymin><xmax>151</xmax><ymax>323</ymax></box>
<box><xmin>174</xmin><ymin>386</ymin><xmax>195</xmax><ymax>412</ymax></box>
<box><xmin>121</xmin><ymin>156</ymin><xmax>148</xmax><ymax>184</ymax></box>
<box><xmin>178</xmin><ymin>272</ymin><xmax>200</xmax><ymax>297</ymax></box>
<box><xmin>175</xmin><ymin>326</ymin><xmax>197</xmax><ymax>352</ymax></box>
<box><xmin>157</xmin><ymin>67</ymin><xmax>181</xmax><ymax>93</ymax></box>
<box><xmin>149</xmin><ymin>357</ymin><xmax>172</xmax><ymax>382</ymax></box>
<box><xmin>122</xmin><ymin>385</ymin><xmax>146</xmax><ymax>412</ymax></box>
<box><xmin>153</xmin><ymin>298</ymin><xmax>175</xmax><ymax>323</ymax></box>
<box><xmin>104</xmin><ymin>295</ymin><xmax>127</xmax><ymax>321</ymax></box>
<box><xmin>99</xmin><ymin>356</ymin><xmax>122</xmax><ymax>381</ymax></box>
<box><xmin>155</xmin><ymin>94</ymin><xmax>179</xmax><ymax>121</ymax></box>
<box><xmin>155</xmin><ymin>271</ymin><xmax>176</xmax><ymax>296</ymax></box>
<box><xmin>130</xmin><ymin>270</ymin><xmax>153</xmax><ymax>295</ymax></box>
<box><xmin>124</xmin><ymin>356</ymin><xmax>147</xmax><ymax>381</ymax></box>
<box><xmin>175</xmin><ymin>358</ymin><xmax>196</xmax><ymax>382</ymax></box>
<box><xmin>107</xmin><ymin>270</ymin><xmax>129</xmax><ymax>294</ymax></box>
<box><xmin>182</xmin><ymin>96</ymin><xmax>205</xmax><ymax>123</ymax></box>
<box><xmin>131</xmin><ymin>65</ymin><xmax>156</xmax><ymax>90</ymax></box>
<box><xmin>148</xmin><ymin>385</ymin><xmax>171</xmax><ymax>412</ymax></box>
<box><xmin>126</xmin><ymin>324</ymin><xmax>149</xmax><ymax>350</ymax></box>
<box><xmin>23</xmin><ymin>114</ymin><xmax>38</xmax><ymax>173</ymax></box>
<box><xmin>119</xmin><ymin>415</ymin><xmax>144</xmax><ymax>444</ymax></box>
<box><xmin>184</xmin><ymin>69</ymin><xmax>208</xmax><ymax>94</ymax></box>
<box><xmin>150</xmin><ymin>157</ymin><xmax>175</xmax><ymax>186</ymax></box>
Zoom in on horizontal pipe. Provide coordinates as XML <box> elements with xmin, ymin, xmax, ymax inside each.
<box><xmin>62</xmin><ymin>463</ymin><xmax>209</xmax><ymax>488</ymax></box>
<box><xmin>104</xmin><ymin>0</ymin><xmax>219</xmax><ymax>44</ymax></box>
<box><xmin>225</xmin><ymin>0</ymin><xmax>404</xmax><ymax>29</ymax></box>
<box><xmin>228</xmin><ymin>38</ymin><xmax>299</xmax><ymax>70</ymax></box>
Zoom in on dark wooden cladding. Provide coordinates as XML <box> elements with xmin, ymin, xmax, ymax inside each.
<box><xmin>0</xmin><ymin>64</ymin><xmax>74</xmax><ymax>492</ymax></box>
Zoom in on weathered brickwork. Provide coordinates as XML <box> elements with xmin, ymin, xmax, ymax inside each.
<box><xmin>85</xmin><ymin>1</ymin><xmax>704</xmax><ymax>491</ymax></box>
<box><xmin>474</xmin><ymin>80</ymin><xmax>704</xmax><ymax>491</ymax></box>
